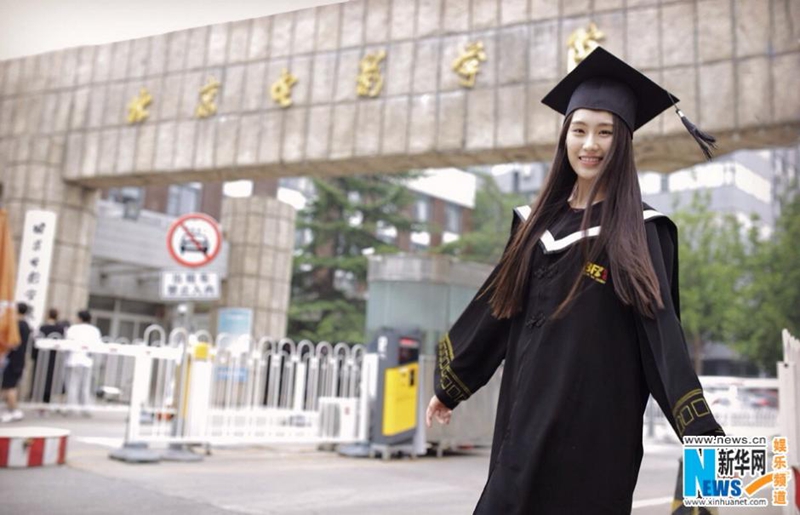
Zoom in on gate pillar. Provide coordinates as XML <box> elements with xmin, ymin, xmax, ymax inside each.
<box><xmin>218</xmin><ymin>195</ymin><xmax>295</xmax><ymax>338</ymax></box>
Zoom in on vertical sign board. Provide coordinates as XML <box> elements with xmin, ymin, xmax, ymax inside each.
<box><xmin>216</xmin><ymin>308</ymin><xmax>253</xmax><ymax>382</ymax></box>
<box><xmin>217</xmin><ymin>307</ymin><xmax>253</xmax><ymax>338</ymax></box>
<box><xmin>216</xmin><ymin>307</ymin><xmax>253</xmax><ymax>350</ymax></box>
<box><xmin>14</xmin><ymin>210</ymin><xmax>57</xmax><ymax>329</ymax></box>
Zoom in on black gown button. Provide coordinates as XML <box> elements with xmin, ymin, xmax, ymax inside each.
<box><xmin>525</xmin><ymin>311</ymin><xmax>546</xmax><ymax>329</ymax></box>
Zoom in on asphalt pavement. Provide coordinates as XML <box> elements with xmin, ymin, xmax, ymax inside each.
<box><xmin>0</xmin><ymin>411</ymin><xmax>783</xmax><ymax>515</ymax></box>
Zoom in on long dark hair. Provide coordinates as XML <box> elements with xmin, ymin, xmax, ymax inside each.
<box><xmin>485</xmin><ymin>112</ymin><xmax>664</xmax><ymax>319</ymax></box>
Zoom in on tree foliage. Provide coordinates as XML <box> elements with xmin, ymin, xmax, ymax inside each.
<box><xmin>672</xmin><ymin>192</ymin><xmax>749</xmax><ymax>372</ymax></box>
<box><xmin>433</xmin><ymin>174</ymin><xmax>528</xmax><ymax>264</ymax></box>
<box><xmin>733</xmin><ymin>192</ymin><xmax>800</xmax><ymax>371</ymax></box>
<box><xmin>674</xmin><ymin>190</ymin><xmax>800</xmax><ymax>374</ymax></box>
<box><xmin>288</xmin><ymin>174</ymin><xmax>416</xmax><ymax>344</ymax></box>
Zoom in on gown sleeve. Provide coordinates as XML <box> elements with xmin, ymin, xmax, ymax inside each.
<box><xmin>433</xmin><ymin>210</ymin><xmax>524</xmax><ymax>410</ymax></box>
<box><xmin>637</xmin><ymin>216</ymin><xmax>725</xmax><ymax>439</ymax></box>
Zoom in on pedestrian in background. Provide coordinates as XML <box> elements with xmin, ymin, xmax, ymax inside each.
<box><xmin>1</xmin><ymin>303</ymin><xmax>31</xmax><ymax>422</ymax></box>
<box><xmin>426</xmin><ymin>48</ymin><xmax>723</xmax><ymax>513</ymax></box>
<box><xmin>65</xmin><ymin>309</ymin><xmax>101</xmax><ymax>415</ymax></box>
<box><xmin>32</xmin><ymin>307</ymin><xmax>68</xmax><ymax>404</ymax></box>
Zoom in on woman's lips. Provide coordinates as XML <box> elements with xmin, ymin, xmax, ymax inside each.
<box><xmin>579</xmin><ymin>156</ymin><xmax>602</xmax><ymax>166</ymax></box>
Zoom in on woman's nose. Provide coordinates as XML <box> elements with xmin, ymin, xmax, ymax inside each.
<box><xmin>583</xmin><ymin>136</ymin><xmax>599</xmax><ymax>150</ymax></box>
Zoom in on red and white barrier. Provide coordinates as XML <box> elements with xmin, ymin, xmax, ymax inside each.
<box><xmin>0</xmin><ymin>427</ymin><xmax>69</xmax><ymax>468</ymax></box>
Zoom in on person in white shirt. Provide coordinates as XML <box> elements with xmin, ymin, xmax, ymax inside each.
<box><xmin>65</xmin><ymin>310</ymin><xmax>102</xmax><ymax>414</ymax></box>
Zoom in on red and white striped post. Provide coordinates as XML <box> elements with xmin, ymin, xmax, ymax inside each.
<box><xmin>0</xmin><ymin>427</ymin><xmax>69</xmax><ymax>468</ymax></box>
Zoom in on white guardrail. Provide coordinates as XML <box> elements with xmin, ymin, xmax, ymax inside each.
<box><xmin>778</xmin><ymin>329</ymin><xmax>799</xmax><ymax>515</ymax></box>
<box><xmin>20</xmin><ymin>326</ymin><xmax>791</xmax><ymax>453</ymax></box>
<box><xmin>21</xmin><ymin>326</ymin><xmax>369</xmax><ymax>447</ymax></box>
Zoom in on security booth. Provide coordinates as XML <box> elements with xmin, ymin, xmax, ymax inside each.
<box><xmin>364</xmin><ymin>255</ymin><xmax>501</xmax><ymax>457</ymax></box>
<box><xmin>366</xmin><ymin>328</ymin><xmax>422</xmax><ymax>459</ymax></box>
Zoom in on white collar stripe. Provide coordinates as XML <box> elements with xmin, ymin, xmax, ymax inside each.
<box><xmin>510</xmin><ymin>205</ymin><xmax>666</xmax><ymax>253</ymax></box>
<box><xmin>540</xmin><ymin>226</ymin><xmax>602</xmax><ymax>253</ymax></box>
<box><xmin>515</xmin><ymin>205</ymin><xmax>532</xmax><ymax>221</ymax></box>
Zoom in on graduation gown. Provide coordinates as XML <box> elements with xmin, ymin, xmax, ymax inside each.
<box><xmin>434</xmin><ymin>203</ymin><xmax>723</xmax><ymax>515</ymax></box>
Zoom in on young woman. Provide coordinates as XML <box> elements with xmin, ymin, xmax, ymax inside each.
<box><xmin>426</xmin><ymin>48</ymin><xmax>723</xmax><ymax>514</ymax></box>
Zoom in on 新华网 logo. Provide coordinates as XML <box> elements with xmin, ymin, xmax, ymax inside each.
<box><xmin>683</xmin><ymin>435</ymin><xmax>791</xmax><ymax>508</ymax></box>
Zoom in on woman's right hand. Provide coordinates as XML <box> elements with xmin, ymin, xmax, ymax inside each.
<box><xmin>425</xmin><ymin>395</ymin><xmax>452</xmax><ymax>428</ymax></box>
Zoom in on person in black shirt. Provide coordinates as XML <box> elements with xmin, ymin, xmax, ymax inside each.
<box><xmin>33</xmin><ymin>307</ymin><xmax>68</xmax><ymax>404</ymax></box>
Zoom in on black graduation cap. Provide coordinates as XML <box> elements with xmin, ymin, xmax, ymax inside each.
<box><xmin>541</xmin><ymin>46</ymin><xmax>716</xmax><ymax>160</ymax></box>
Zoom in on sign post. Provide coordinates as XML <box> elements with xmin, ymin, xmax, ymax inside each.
<box><xmin>161</xmin><ymin>213</ymin><xmax>222</xmax><ymax>302</ymax></box>
<box><xmin>15</xmin><ymin>210</ymin><xmax>57</xmax><ymax>328</ymax></box>
<box><xmin>166</xmin><ymin>213</ymin><xmax>221</xmax><ymax>268</ymax></box>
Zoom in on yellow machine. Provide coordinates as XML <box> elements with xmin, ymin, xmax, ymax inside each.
<box><xmin>382</xmin><ymin>362</ymin><xmax>418</xmax><ymax>436</ymax></box>
<box><xmin>370</xmin><ymin>329</ymin><xmax>421</xmax><ymax>448</ymax></box>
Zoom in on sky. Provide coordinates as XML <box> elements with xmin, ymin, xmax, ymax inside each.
<box><xmin>0</xmin><ymin>0</ymin><xmax>343</xmax><ymax>60</ymax></box>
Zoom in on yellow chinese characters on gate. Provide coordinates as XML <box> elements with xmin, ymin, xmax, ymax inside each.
<box><xmin>452</xmin><ymin>42</ymin><xmax>487</xmax><ymax>88</ymax></box>
<box><xmin>567</xmin><ymin>22</ymin><xmax>605</xmax><ymax>71</ymax></box>
<box><xmin>196</xmin><ymin>77</ymin><xmax>221</xmax><ymax>119</ymax></box>
<box><xmin>117</xmin><ymin>36</ymin><xmax>532</xmax><ymax>124</ymax></box>
<box><xmin>127</xmin><ymin>88</ymin><xmax>152</xmax><ymax>124</ymax></box>
<box><xmin>271</xmin><ymin>69</ymin><xmax>298</xmax><ymax>108</ymax></box>
<box><xmin>357</xmin><ymin>50</ymin><xmax>386</xmax><ymax>98</ymax></box>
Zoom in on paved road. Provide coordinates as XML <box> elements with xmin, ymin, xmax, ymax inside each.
<box><xmin>1</xmin><ymin>411</ymin><xmax>781</xmax><ymax>514</ymax></box>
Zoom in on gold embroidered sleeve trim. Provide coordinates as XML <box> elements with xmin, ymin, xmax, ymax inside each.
<box><xmin>671</xmin><ymin>388</ymin><xmax>712</xmax><ymax>437</ymax></box>
<box><xmin>438</xmin><ymin>333</ymin><xmax>471</xmax><ymax>403</ymax></box>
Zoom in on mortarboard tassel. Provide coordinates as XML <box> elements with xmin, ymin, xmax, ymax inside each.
<box><xmin>674</xmin><ymin>106</ymin><xmax>717</xmax><ymax>161</ymax></box>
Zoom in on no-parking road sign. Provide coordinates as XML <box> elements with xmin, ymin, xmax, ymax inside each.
<box><xmin>167</xmin><ymin>213</ymin><xmax>222</xmax><ymax>268</ymax></box>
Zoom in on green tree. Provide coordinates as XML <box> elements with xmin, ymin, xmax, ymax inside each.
<box><xmin>672</xmin><ymin>192</ymin><xmax>750</xmax><ymax>372</ymax></box>
<box><xmin>734</xmin><ymin>193</ymin><xmax>800</xmax><ymax>371</ymax></box>
<box><xmin>433</xmin><ymin>174</ymin><xmax>528</xmax><ymax>264</ymax></box>
<box><xmin>288</xmin><ymin>174</ymin><xmax>416</xmax><ymax>344</ymax></box>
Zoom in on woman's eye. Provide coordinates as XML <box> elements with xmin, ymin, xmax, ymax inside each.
<box><xmin>600</xmin><ymin>130</ymin><xmax>613</xmax><ymax>136</ymax></box>
<box><xmin>572</xmin><ymin>128</ymin><xmax>584</xmax><ymax>134</ymax></box>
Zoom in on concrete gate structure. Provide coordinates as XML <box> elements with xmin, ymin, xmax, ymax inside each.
<box><xmin>0</xmin><ymin>0</ymin><xmax>798</xmax><ymax>328</ymax></box>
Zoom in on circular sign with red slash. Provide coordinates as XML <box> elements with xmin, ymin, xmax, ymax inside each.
<box><xmin>166</xmin><ymin>213</ymin><xmax>222</xmax><ymax>268</ymax></box>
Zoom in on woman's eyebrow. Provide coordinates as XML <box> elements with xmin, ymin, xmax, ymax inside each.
<box><xmin>570</xmin><ymin>120</ymin><xmax>613</xmax><ymax>127</ymax></box>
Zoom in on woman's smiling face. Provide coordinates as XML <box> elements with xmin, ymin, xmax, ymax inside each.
<box><xmin>566</xmin><ymin>108</ymin><xmax>615</xmax><ymax>183</ymax></box>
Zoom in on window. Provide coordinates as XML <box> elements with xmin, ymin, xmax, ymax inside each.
<box><xmin>107</xmin><ymin>187</ymin><xmax>145</xmax><ymax>219</ymax></box>
<box><xmin>376</xmin><ymin>221</ymin><xmax>397</xmax><ymax>244</ymax></box>
<box><xmin>88</xmin><ymin>295</ymin><xmax>116</xmax><ymax>311</ymax></box>
<box><xmin>414</xmin><ymin>196</ymin><xmax>432</xmax><ymax>222</ymax></box>
<box><xmin>733</xmin><ymin>165</ymin><xmax>771</xmax><ymax>203</ymax></box>
<box><xmin>107</xmin><ymin>187</ymin><xmax>144</xmax><ymax>205</ymax></box>
<box><xmin>119</xmin><ymin>299</ymin><xmax>160</xmax><ymax>317</ymax></box>
<box><xmin>167</xmin><ymin>183</ymin><xmax>202</xmax><ymax>216</ymax></box>
<box><xmin>445</xmin><ymin>204</ymin><xmax>462</xmax><ymax>233</ymax></box>
<box><xmin>410</xmin><ymin>231</ymin><xmax>430</xmax><ymax>250</ymax></box>
<box><xmin>668</xmin><ymin>165</ymin><xmax>725</xmax><ymax>192</ymax></box>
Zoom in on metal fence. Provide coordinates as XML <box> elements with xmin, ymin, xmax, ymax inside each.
<box><xmin>18</xmin><ymin>326</ymin><xmax>786</xmax><ymax>450</ymax></box>
<box><xmin>22</xmin><ymin>328</ymin><xmax>166</xmax><ymax>413</ymax></box>
<box><xmin>642</xmin><ymin>375</ymin><xmax>781</xmax><ymax>442</ymax></box>
<box><xmin>19</xmin><ymin>326</ymin><xmax>369</xmax><ymax>447</ymax></box>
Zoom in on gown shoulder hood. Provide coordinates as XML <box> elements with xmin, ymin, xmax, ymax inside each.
<box><xmin>513</xmin><ymin>203</ymin><xmax>672</xmax><ymax>254</ymax></box>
